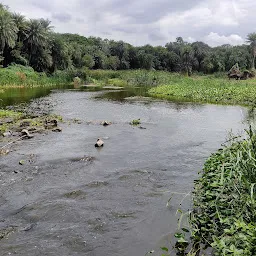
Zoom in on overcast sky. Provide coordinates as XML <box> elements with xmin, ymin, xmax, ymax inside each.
<box><xmin>2</xmin><ymin>0</ymin><xmax>256</xmax><ymax>47</ymax></box>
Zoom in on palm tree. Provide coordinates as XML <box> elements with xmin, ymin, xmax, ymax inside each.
<box><xmin>39</xmin><ymin>18</ymin><xmax>53</xmax><ymax>32</ymax></box>
<box><xmin>246</xmin><ymin>33</ymin><xmax>256</xmax><ymax>69</ymax></box>
<box><xmin>25</xmin><ymin>19</ymin><xmax>49</xmax><ymax>62</ymax></box>
<box><xmin>12</xmin><ymin>13</ymin><xmax>28</xmax><ymax>42</ymax></box>
<box><xmin>0</xmin><ymin>8</ymin><xmax>18</xmax><ymax>56</ymax></box>
<box><xmin>181</xmin><ymin>45</ymin><xmax>194</xmax><ymax>76</ymax></box>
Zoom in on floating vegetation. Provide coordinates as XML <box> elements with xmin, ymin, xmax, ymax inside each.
<box><xmin>149</xmin><ymin>76</ymin><xmax>256</xmax><ymax>106</ymax></box>
<box><xmin>130</xmin><ymin>119</ymin><xmax>141</xmax><ymax>126</ymax></box>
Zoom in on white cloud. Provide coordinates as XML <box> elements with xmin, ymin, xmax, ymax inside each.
<box><xmin>1</xmin><ymin>0</ymin><xmax>256</xmax><ymax>46</ymax></box>
<box><xmin>203</xmin><ymin>32</ymin><xmax>244</xmax><ymax>46</ymax></box>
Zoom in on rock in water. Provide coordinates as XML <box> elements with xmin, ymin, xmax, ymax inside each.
<box><xmin>52</xmin><ymin>127</ymin><xmax>62</xmax><ymax>132</ymax></box>
<box><xmin>95</xmin><ymin>138</ymin><xmax>104</xmax><ymax>147</ymax></box>
<box><xmin>21</xmin><ymin>129</ymin><xmax>34</xmax><ymax>139</ymax></box>
<box><xmin>3</xmin><ymin>131</ymin><xmax>12</xmax><ymax>137</ymax></box>
<box><xmin>44</xmin><ymin>119</ymin><xmax>58</xmax><ymax>129</ymax></box>
<box><xmin>101</xmin><ymin>121</ymin><xmax>111</xmax><ymax>126</ymax></box>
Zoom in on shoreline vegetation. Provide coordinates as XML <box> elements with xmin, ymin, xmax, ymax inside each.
<box><xmin>85</xmin><ymin>69</ymin><xmax>256</xmax><ymax>107</ymax></box>
<box><xmin>160</xmin><ymin>129</ymin><xmax>256</xmax><ymax>256</ymax></box>
<box><xmin>188</xmin><ymin>129</ymin><xmax>256</xmax><ymax>256</ymax></box>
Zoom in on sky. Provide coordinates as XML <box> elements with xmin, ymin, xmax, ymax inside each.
<box><xmin>2</xmin><ymin>0</ymin><xmax>256</xmax><ymax>47</ymax></box>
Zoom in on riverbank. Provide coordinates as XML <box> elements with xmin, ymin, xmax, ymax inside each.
<box><xmin>87</xmin><ymin>70</ymin><xmax>256</xmax><ymax>106</ymax></box>
<box><xmin>3</xmin><ymin>67</ymin><xmax>256</xmax><ymax>107</ymax></box>
<box><xmin>181</xmin><ymin>129</ymin><xmax>256</xmax><ymax>255</ymax></box>
<box><xmin>149</xmin><ymin>76</ymin><xmax>256</xmax><ymax>106</ymax></box>
<box><xmin>0</xmin><ymin>64</ymin><xmax>87</xmax><ymax>89</ymax></box>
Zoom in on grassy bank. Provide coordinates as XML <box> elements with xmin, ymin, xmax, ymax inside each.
<box><xmin>149</xmin><ymin>76</ymin><xmax>256</xmax><ymax>106</ymax></box>
<box><xmin>0</xmin><ymin>65</ymin><xmax>88</xmax><ymax>88</ymax></box>
<box><xmin>181</xmin><ymin>129</ymin><xmax>256</xmax><ymax>255</ymax></box>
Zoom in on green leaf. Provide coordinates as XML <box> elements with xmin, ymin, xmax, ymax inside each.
<box><xmin>161</xmin><ymin>247</ymin><xmax>169</xmax><ymax>252</ymax></box>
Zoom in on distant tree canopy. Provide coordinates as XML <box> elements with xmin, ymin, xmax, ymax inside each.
<box><xmin>0</xmin><ymin>4</ymin><xmax>254</xmax><ymax>74</ymax></box>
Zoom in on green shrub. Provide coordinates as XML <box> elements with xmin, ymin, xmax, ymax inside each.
<box><xmin>189</xmin><ymin>130</ymin><xmax>256</xmax><ymax>255</ymax></box>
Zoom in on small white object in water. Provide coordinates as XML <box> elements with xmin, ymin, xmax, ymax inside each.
<box><xmin>95</xmin><ymin>138</ymin><xmax>104</xmax><ymax>147</ymax></box>
<box><xmin>3</xmin><ymin>131</ymin><xmax>12</xmax><ymax>137</ymax></box>
<box><xmin>21</xmin><ymin>129</ymin><xmax>34</xmax><ymax>139</ymax></box>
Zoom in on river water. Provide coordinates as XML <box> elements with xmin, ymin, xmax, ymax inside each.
<box><xmin>0</xmin><ymin>87</ymin><xmax>249</xmax><ymax>256</ymax></box>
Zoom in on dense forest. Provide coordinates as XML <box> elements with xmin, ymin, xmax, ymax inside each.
<box><xmin>1</xmin><ymin>3</ymin><xmax>256</xmax><ymax>75</ymax></box>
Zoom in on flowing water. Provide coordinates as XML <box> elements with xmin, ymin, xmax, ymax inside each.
<box><xmin>0</xmin><ymin>86</ymin><xmax>249</xmax><ymax>256</ymax></box>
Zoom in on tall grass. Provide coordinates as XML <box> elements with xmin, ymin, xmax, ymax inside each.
<box><xmin>87</xmin><ymin>69</ymin><xmax>180</xmax><ymax>87</ymax></box>
<box><xmin>0</xmin><ymin>65</ymin><xmax>85</xmax><ymax>88</ymax></box>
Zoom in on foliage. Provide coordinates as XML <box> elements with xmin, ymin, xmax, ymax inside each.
<box><xmin>73</xmin><ymin>76</ymin><xmax>82</xmax><ymax>86</ymax></box>
<box><xmin>130</xmin><ymin>119</ymin><xmax>141</xmax><ymax>125</ymax></box>
<box><xmin>0</xmin><ymin>64</ymin><xmax>73</xmax><ymax>86</ymax></box>
<box><xmin>189</xmin><ymin>129</ymin><xmax>256</xmax><ymax>255</ymax></box>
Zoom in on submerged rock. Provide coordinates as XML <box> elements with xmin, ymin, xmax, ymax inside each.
<box><xmin>44</xmin><ymin>119</ymin><xmax>58</xmax><ymax>129</ymax></box>
<box><xmin>52</xmin><ymin>127</ymin><xmax>62</xmax><ymax>132</ymax></box>
<box><xmin>95</xmin><ymin>138</ymin><xmax>104</xmax><ymax>148</ymax></box>
<box><xmin>3</xmin><ymin>131</ymin><xmax>12</xmax><ymax>137</ymax></box>
<box><xmin>19</xmin><ymin>121</ymin><xmax>31</xmax><ymax>128</ymax></box>
<box><xmin>101</xmin><ymin>121</ymin><xmax>112</xmax><ymax>126</ymax></box>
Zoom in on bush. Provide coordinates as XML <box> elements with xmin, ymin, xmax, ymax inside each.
<box><xmin>73</xmin><ymin>76</ymin><xmax>82</xmax><ymax>86</ymax></box>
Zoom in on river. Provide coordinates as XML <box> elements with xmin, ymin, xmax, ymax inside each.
<box><xmin>0</xmin><ymin>86</ymin><xmax>249</xmax><ymax>256</ymax></box>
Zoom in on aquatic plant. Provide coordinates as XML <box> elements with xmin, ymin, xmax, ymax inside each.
<box><xmin>149</xmin><ymin>76</ymin><xmax>256</xmax><ymax>106</ymax></box>
<box><xmin>130</xmin><ymin>119</ymin><xmax>141</xmax><ymax>126</ymax></box>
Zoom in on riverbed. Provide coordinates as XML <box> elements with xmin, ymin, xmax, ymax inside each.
<box><xmin>0</xmin><ymin>87</ymin><xmax>248</xmax><ymax>256</ymax></box>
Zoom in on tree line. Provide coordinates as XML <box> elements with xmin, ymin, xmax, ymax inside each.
<box><xmin>1</xmin><ymin>3</ymin><xmax>256</xmax><ymax>74</ymax></box>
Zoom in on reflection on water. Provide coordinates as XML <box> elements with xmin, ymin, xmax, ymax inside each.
<box><xmin>0</xmin><ymin>84</ymin><xmax>74</xmax><ymax>108</ymax></box>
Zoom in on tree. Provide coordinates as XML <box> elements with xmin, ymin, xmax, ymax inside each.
<box><xmin>51</xmin><ymin>37</ymin><xmax>71</xmax><ymax>71</ymax></box>
<box><xmin>181</xmin><ymin>45</ymin><xmax>194</xmax><ymax>76</ymax></box>
<box><xmin>0</xmin><ymin>7</ymin><xmax>18</xmax><ymax>63</ymax></box>
<box><xmin>110</xmin><ymin>40</ymin><xmax>129</xmax><ymax>69</ymax></box>
<box><xmin>12</xmin><ymin>13</ymin><xmax>27</xmax><ymax>42</ymax></box>
<box><xmin>138</xmin><ymin>50</ymin><xmax>154</xmax><ymax>70</ymax></box>
<box><xmin>105</xmin><ymin>56</ymin><xmax>119</xmax><ymax>70</ymax></box>
<box><xmin>246</xmin><ymin>33</ymin><xmax>256</xmax><ymax>69</ymax></box>
<box><xmin>82</xmin><ymin>54</ymin><xmax>95</xmax><ymax>69</ymax></box>
<box><xmin>192</xmin><ymin>42</ymin><xmax>210</xmax><ymax>72</ymax></box>
<box><xmin>25</xmin><ymin>19</ymin><xmax>51</xmax><ymax>69</ymax></box>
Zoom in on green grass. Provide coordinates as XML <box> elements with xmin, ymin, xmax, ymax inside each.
<box><xmin>87</xmin><ymin>69</ymin><xmax>177</xmax><ymax>87</ymax></box>
<box><xmin>0</xmin><ymin>65</ymin><xmax>78</xmax><ymax>88</ymax></box>
<box><xmin>0</xmin><ymin>109</ymin><xmax>23</xmax><ymax>134</ymax></box>
<box><xmin>0</xmin><ymin>109</ymin><xmax>22</xmax><ymax>119</ymax></box>
<box><xmin>185</xmin><ymin>129</ymin><xmax>256</xmax><ymax>255</ymax></box>
<box><xmin>149</xmin><ymin>76</ymin><xmax>256</xmax><ymax>106</ymax></box>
